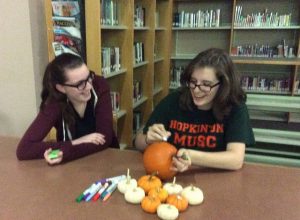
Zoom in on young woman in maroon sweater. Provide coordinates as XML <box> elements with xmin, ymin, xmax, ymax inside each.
<box><xmin>17</xmin><ymin>53</ymin><xmax>119</xmax><ymax>164</ymax></box>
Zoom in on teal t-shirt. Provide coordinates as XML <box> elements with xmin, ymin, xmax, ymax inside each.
<box><xmin>143</xmin><ymin>90</ymin><xmax>255</xmax><ymax>151</ymax></box>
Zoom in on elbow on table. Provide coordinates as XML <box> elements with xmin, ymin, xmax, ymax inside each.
<box><xmin>16</xmin><ymin>150</ymin><xmax>26</xmax><ymax>160</ymax></box>
<box><xmin>16</xmin><ymin>144</ymin><xmax>33</xmax><ymax>160</ymax></box>
<box><xmin>228</xmin><ymin>159</ymin><xmax>244</xmax><ymax>171</ymax></box>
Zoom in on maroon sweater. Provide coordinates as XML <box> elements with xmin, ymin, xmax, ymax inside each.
<box><xmin>16</xmin><ymin>76</ymin><xmax>118</xmax><ymax>163</ymax></box>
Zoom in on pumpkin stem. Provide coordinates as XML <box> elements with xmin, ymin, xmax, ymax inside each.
<box><xmin>126</xmin><ymin>168</ymin><xmax>131</xmax><ymax>183</ymax></box>
<box><xmin>172</xmin><ymin>176</ymin><xmax>176</xmax><ymax>185</ymax></box>
<box><xmin>149</xmin><ymin>171</ymin><xmax>158</xmax><ymax>180</ymax></box>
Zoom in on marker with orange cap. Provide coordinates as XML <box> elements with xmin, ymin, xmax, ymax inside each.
<box><xmin>101</xmin><ymin>181</ymin><xmax>118</xmax><ymax>202</ymax></box>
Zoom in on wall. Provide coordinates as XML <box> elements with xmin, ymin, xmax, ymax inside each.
<box><xmin>0</xmin><ymin>0</ymin><xmax>48</xmax><ymax>137</ymax></box>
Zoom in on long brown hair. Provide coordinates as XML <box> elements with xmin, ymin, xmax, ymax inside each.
<box><xmin>40</xmin><ymin>53</ymin><xmax>85</xmax><ymax>126</ymax></box>
<box><xmin>179</xmin><ymin>48</ymin><xmax>246</xmax><ymax>121</ymax></box>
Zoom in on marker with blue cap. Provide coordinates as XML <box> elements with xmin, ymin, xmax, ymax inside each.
<box><xmin>85</xmin><ymin>182</ymin><xmax>102</xmax><ymax>201</ymax></box>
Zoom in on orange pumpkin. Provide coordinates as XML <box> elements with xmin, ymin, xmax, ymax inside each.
<box><xmin>166</xmin><ymin>194</ymin><xmax>188</xmax><ymax>212</ymax></box>
<box><xmin>143</xmin><ymin>142</ymin><xmax>177</xmax><ymax>180</ymax></box>
<box><xmin>137</xmin><ymin>173</ymin><xmax>162</xmax><ymax>193</ymax></box>
<box><xmin>141</xmin><ymin>196</ymin><xmax>161</xmax><ymax>213</ymax></box>
<box><xmin>148</xmin><ymin>187</ymin><xmax>168</xmax><ymax>202</ymax></box>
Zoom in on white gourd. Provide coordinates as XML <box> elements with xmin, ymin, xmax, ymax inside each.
<box><xmin>181</xmin><ymin>185</ymin><xmax>204</xmax><ymax>205</ymax></box>
<box><xmin>124</xmin><ymin>186</ymin><xmax>145</xmax><ymax>204</ymax></box>
<box><xmin>157</xmin><ymin>204</ymin><xmax>179</xmax><ymax>220</ymax></box>
<box><xmin>118</xmin><ymin>168</ymin><xmax>137</xmax><ymax>194</ymax></box>
<box><xmin>163</xmin><ymin>177</ymin><xmax>182</xmax><ymax>195</ymax></box>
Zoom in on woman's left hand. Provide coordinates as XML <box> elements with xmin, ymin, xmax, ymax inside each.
<box><xmin>44</xmin><ymin>148</ymin><xmax>63</xmax><ymax>165</ymax></box>
<box><xmin>171</xmin><ymin>149</ymin><xmax>192</xmax><ymax>172</ymax></box>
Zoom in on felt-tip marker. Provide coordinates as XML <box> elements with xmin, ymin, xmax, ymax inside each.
<box><xmin>92</xmin><ymin>181</ymin><xmax>111</xmax><ymax>201</ymax></box>
<box><xmin>101</xmin><ymin>181</ymin><xmax>118</xmax><ymax>202</ymax></box>
<box><xmin>85</xmin><ymin>182</ymin><xmax>102</xmax><ymax>202</ymax></box>
<box><xmin>97</xmin><ymin>175</ymin><xmax>126</xmax><ymax>185</ymax></box>
<box><xmin>76</xmin><ymin>183</ymin><xmax>96</xmax><ymax>203</ymax></box>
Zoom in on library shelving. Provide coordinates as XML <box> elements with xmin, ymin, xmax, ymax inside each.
<box><xmin>170</xmin><ymin>0</ymin><xmax>300</xmax><ymax>166</ymax></box>
<box><xmin>85</xmin><ymin>0</ymin><xmax>172</xmax><ymax>149</ymax></box>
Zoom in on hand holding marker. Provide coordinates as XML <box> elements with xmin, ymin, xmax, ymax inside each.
<box><xmin>147</xmin><ymin>124</ymin><xmax>171</xmax><ymax>144</ymax></box>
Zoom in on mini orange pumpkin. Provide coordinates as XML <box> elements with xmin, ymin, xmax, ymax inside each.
<box><xmin>137</xmin><ymin>173</ymin><xmax>162</xmax><ymax>193</ymax></box>
<box><xmin>141</xmin><ymin>196</ymin><xmax>161</xmax><ymax>213</ymax></box>
<box><xmin>166</xmin><ymin>194</ymin><xmax>188</xmax><ymax>212</ymax></box>
<box><xmin>143</xmin><ymin>142</ymin><xmax>177</xmax><ymax>180</ymax></box>
<box><xmin>148</xmin><ymin>187</ymin><xmax>168</xmax><ymax>202</ymax></box>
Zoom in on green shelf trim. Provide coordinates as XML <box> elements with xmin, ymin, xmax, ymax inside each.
<box><xmin>245</xmin><ymin>154</ymin><xmax>300</xmax><ymax>167</ymax></box>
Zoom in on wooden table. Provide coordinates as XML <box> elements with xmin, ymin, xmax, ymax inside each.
<box><xmin>1</xmin><ymin>136</ymin><xmax>300</xmax><ymax>220</ymax></box>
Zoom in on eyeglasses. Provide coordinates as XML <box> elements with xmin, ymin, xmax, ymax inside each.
<box><xmin>187</xmin><ymin>80</ymin><xmax>220</xmax><ymax>93</ymax></box>
<box><xmin>62</xmin><ymin>71</ymin><xmax>95</xmax><ymax>90</ymax></box>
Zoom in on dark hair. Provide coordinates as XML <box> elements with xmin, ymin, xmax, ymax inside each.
<box><xmin>40</xmin><ymin>53</ymin><xmax>85</xmax><ymax>126</ymax></box>
<box><xmin>179</xmin><ymin>48</ymin><xmax>246</xmax><ymax>121</ymax></box>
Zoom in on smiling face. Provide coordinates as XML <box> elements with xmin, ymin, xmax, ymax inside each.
<box><xmin>56</xmin><ymin>64</ymin><xmax>93</xmax><ymax>106</ymax></box>
<box><xmin>189</xmin><ymin>67</ymin><xmax>220</xmax><ymax>110</ymax></box>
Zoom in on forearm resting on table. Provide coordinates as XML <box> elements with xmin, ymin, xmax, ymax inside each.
<box><xmin>188</xmin><ymin>143</ymin><xmax>246</xmax><ymax>170</ymax></box>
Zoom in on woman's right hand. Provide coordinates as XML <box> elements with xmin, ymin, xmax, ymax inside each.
<box><xmin>146</xmin><ymin>124</ymin><xmax>171</xmax><ymax>144</ymax></box>
<box><xmin>71</xmin><ymin>133</ymin><xmax>106</xmax><ymax>146</ymax></box>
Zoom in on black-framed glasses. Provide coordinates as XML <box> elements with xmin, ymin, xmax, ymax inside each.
<box><xmin>62</xmin><ymin>71</ymin><xmax>95</xmax><ymax>90</ymax></box>
<box><xmin>187</xmin><ymin>81</ymin><xmax>220</xmax><ymax>93</ymax></box>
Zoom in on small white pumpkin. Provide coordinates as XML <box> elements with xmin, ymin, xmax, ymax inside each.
<box><xmin>157</xmin><ymin>204</ymin><xmax>179</xmax><ymax>220</ymax></box>
<box><xmin>163</xmin><ymin>177</ymin><xmax>182</xmax><ymax>195</ymax></box>
<box><xmin>118</xmin><ymin>168</ymin><xmax>137</xmax><ymax>194</ymax></box>
<box><xmin>181</xmin><ymin>185</ymin><xmax>204</xmax><ymax>205</ymax></box>
<box><xmin>124</xmin><ymin>186</ymin><xmax>145</xmax><ymax>204</ymax></box>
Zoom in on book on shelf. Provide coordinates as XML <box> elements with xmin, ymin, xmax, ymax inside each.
<box><xmin>101</xmin><ymin>47</ymin><xmax>121</xmax><ymax>76</ymax></box>
<box><xmin>110</xmin><ymin>91</ymin><xmax>120</xmax><ymax>113</ymax></box>
<box><xmin>133</xmin><ymin>111</ymin><xmax>142</xmax><ymax>134</ymax></box>
<box><xmin>101</xmin><ymin>0</ymin><xmax>119</xmax><ymax>26</ymax></box>
<box><xmin>51</xmin><ymin>0</ymin><xmax>85</xmax><ymax>58</ymax></box>
<box><xmin>294</xmin><ymin>80</ymin><xmax>300</xmax><ymax>94</ymax></box>
<box><xmin>133</xmin><ymin>80</ymin><xmax>142</xmax><ymax>102</ymax></box>
<box><xmin>155</xmin><ymin>11</ymin><xmax>159</xmax><ymax>28</ymax></box>
<box><xmin>133</xmin><ymin>42</ymin><xmax>144</xmax><ymax>64</ymax></box>
<box><xmin>134</xmin><ymin>5</ymin><xmax>145</xmax><ymax>27</ymax></box>
<box><xmin>173</xmin><ymin>9</ymin><xmax>220</xmax><ymax>28</ymax></box>
<box><xmin>170</xmin><ymin>66</ymin><xmax>184</xmax><ymax>88</ymax></box>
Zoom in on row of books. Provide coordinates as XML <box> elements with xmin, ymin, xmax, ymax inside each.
<box><xmin>234</xmin><ymin>6</ymin><xmax>292</xmax><ymax>27</ymax></box>
<box><xmin>173</xmin><ymin>9</ymin><xmax>220</xmax><ymax>28</ymax></box>
<box><xmin>133</xmin><ymin>80</ymin><xmax>142</xmax><ymax>103</ymax></box>
<box><xmin>133</xmin><ymin>111</ymin><xmax>142</xmax><ymax>134</ymax></box>
<box><xmin>134</xmin><ymin>5</ymin><xmax>146</xmax><ymax>27</ymax></box>
<box><xmin>231</xmin><ymin>44</ymin><xmax>296</xmax><ymax>58</ymax></box>
<box><xmin>240</xmin><ymin>76</ymin><xmax>291</xmax><ymax>92</ymax></box>
<box><xmin>110</xmin><ymin>91</ymin><xmax>120</xmax><ymax>113</ymax></box>
<box><xmin>170</xmin><ymin>66</ymin><xmax>299</xmax><ymax>94</ymax></box>
<box><xmin>101</xmin><ymin>47</ymin><xmax>121</xmax><ymax>76</ymax></box>
<box><xmin>133</xmin><ymin>42</ymin><xmax>145</xmax><ymax>64</ymax></box>
<box><xmin>101</xmin><ymin>0</ymin><xmax>119</xmax><ymax>26</ymax></box>
<box><xmin>51</xmin><ymin>0</ymin><xmax>84</xmax><ymax>57</ymax></box>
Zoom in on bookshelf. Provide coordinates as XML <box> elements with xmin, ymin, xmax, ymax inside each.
<box><xmin>171</xmin><ymin>0</ymin><xmax>300</xmax><ymax>165</ymax></box>
<box><xmin>84</xmin><ymin>0</ymin><xmax>173</xmax><ymax>148</ymax></box>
